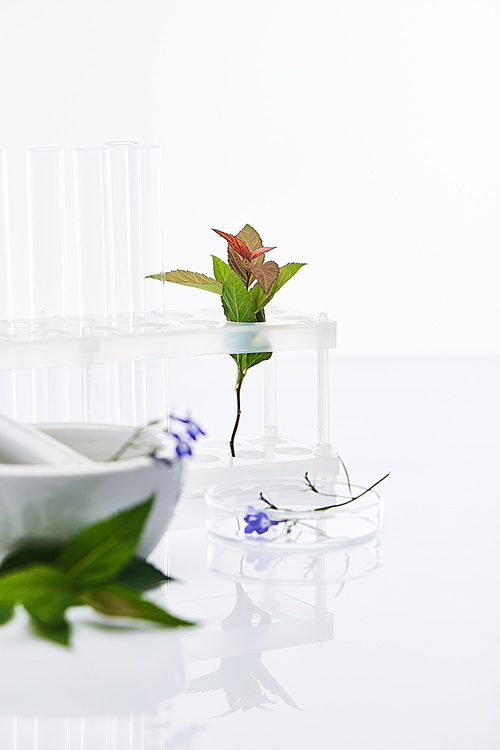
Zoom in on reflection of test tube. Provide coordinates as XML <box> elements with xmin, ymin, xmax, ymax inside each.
<box><xmin>26</xmin><ymin>147</ymin><xmax>67</xmax><ymax>327</ymax></box>
<box><xmin>128</xmin><ymin>145</ymin><xmax>166</xmax><ymax>318</ymax></box>
<box><xmin>0</xmin><ymin>149</ymin><xmax>13</xmax><ymax>328</ymax></box>
<box><xmin>73</xmin><ymin>147</ymin><xmax>110</xmax><ymax>324</ymax></box>
<box><xmin>104</xmin><ymin>141</ymin><xmax>138</xmax><ymax>322</ymax></box>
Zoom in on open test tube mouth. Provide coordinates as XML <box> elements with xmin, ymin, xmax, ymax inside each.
<box><xmin>105</xmin><ymin>141</ymin><xmax>139</xmax><ymax>147</ymax></box>
<box><xmin>127</xmin><ymin>144</ymin><xmax>161</xmax><ymax>150</ymax></box>
<box><xmin>74</xmin><ymin>146</ymin><xmax>106</xmax><ymax>152</ymax></box>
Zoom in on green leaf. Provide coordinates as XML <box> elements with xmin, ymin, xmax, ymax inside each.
<box><xmin>249</xmin><ymin>262</ymin><xmax>307</xmax><ymax>312</ymax></box>
<box><xmin>255</xmin><ymin>308</ymin><xmax>266</xmax><ymax>323</ymax></box>
<box><xmin>115</xmin><ymin>556</ymin><xmax>172</xmax><ymax>592</ymax></box>
<box><xmin>221</xmin><ymin>271</ymin><xmax>256</xmax><ymax>323</ymax></box>
<box><xmin>241</xmin><ymin>351</ymin><xmax>273</xmax><ymax>371</ymax></box>
<box><xmin>228</xmin><ymin>247</ymin><xmax>250</xmax><ymax>284</ymax></box>
<box><xmin>0</xmin><ymin>540</ymin><xmax>64</xmax><ymax>574</ymax></box>
<box><xmin>146</xmin><ymin>270</ymin><xmax>223</xmax><ymax>295</ymax></box>
<box><xmin>0</xmin><ymin>603</ymin><xmax>14</xmax><ymax>625</ymax></box>
<box><xmin>58</xmin><ymin>496</ymin><xmax>155</xmax><ymax>590</ymax></box>
<box><xmin>246</xmin><ymin>259</ymin><xmax>280</xmax><ymax>296</ymax></box>
<box><xmin>83</xmin><ymin>583</ymin><xmax>195</xmax><ymax>628</ymax></box>
<box><xmin>212</xmin><ymin>255</ymin><xmax>230</xmax><ymax>283</ymax></box>
<box><xmin>28</xmin><ymin>613</ymin><xmax>71</xmax><ymax>646</ymax></box>
<box><xmin>230</xmin><ymin>351</ymin><xmax>273</xmax><ymax>380</ymax></box>
<box><xmin>0</xmin><ymin>564</ymin><xmax>76</xmax><ymax>632</ymax></box>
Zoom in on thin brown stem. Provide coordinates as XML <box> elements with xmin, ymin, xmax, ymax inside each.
<box><xmin>229</xmin><ymin>374</ymin><xmax>245</xmax><ymax>458</ymax></box>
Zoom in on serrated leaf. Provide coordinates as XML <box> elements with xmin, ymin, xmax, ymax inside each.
<box><xmin>0</xmin><ymin>603</ymin><xmax>14</xmax><ymax>625</ymax></box>
<box><xmin>115</xmin><ymin>556</ymin><xmax>172</xmax><ymax>592</ymax></box>
<box><xmin>212</xmin><ymin>255</ymin><xmax>230</xmax><ymax>283</ymax></box>
<box><xmin>28</xmin><ymin>613</ymin><xmax>71</xmax><ymax>646</ymax></box>
<box><xmin>237</xmin><ymin>225</ymin><xmax>262</xmax><ymax>257</ymax></box>
<box><xmin>212</xmin><ymin>228</ymin><xmax>250</xmax><ymax>259</ymax></box>
<box><xmin>221</xmin><ymin>271</ymin><xmax>256</xmax><ymax>323</ymax></box>
<box><xmin>83</xmin><ymin>583</ymin><xmax>194</xmax><ymax>628</ymax></box>
<box><xmin>58</xmin><ymin>496</ymin><xmax>155</xmax><ymax>589</ymax></box>
<box><xmin>228</xmin><ymin>246</ymin><xmax>250</xmax><ymax>284</ymax></box>
<box><xmin>0</xmin><ymin>540</ymin><xmax>64</xmax><ymax>574</ymax></box>
<box><xmin>249</xmin><ymin>262</ymin><xmax>307</xmax><ymax>311</ymax></box>
<box><xmin>246</xmin><ymin>259</ymin><xmax>280</xmax><ymax>296</ymax></box>
<box><xmin>146</xmin><ymin>270</ymin><xmax>223</xmax><ymax>295</ymax></box>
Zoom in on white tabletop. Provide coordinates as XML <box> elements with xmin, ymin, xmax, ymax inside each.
<box><xmin>1</xmin><ymin>357</ymin><xmax>498</xmax><ymax>750</ymax></box>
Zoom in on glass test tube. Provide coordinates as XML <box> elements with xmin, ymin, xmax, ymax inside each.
<box><xmin>128</xmin><ymin>144</ymin><xmax>166</xmax><ymax>318</ymax></box>
<box><xmin>26</xmin><ymin>147</ymin><xmax>67</xmax><ymax>327</ymax></box>
<box><xmin>128</xmin><ymin>145</ymin><xmax>167</xmax><ymax>425</ymax></box>
<box><xmin>0</xmin><ymin>149</ymin><xmax>13</xmax><ymax>327</ymax></box>
<box><xmin>73</xmin><ymin>147</ymin><xmax>110</xmax><ymax>325</ymax></box>
<box><xmin>104</xmin><ymin>141</ymin><xmax>138</xmax><ymax>322</ymax></box>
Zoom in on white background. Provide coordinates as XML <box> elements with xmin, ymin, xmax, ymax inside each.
<box><xmin>1</xmin><ymin>0</ymin><xmax>499</xmax><ymax>356</ymax></box>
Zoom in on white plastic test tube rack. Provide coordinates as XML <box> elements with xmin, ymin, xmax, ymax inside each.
<box><xmin>0</xmin><ymin>143</ymin><xmax>337</xmax><ymax>484</ymax></box>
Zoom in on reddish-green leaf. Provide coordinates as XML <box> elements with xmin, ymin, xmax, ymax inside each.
<box><xmin>249</xmin><ymin>262</ymin><xmax>306</xmax><ymax>312</ymax></box>
<box><xmin>146</xmin><ymin>270</ymin><xmax>223</xmax><ymax>295</ymax></box>
<box><xmin>250</xmin><ymin>246</ymin><xmax>277</xmax><ymax>259</ymax></box>
<box><xmin>212</xmin><ymin>228</ymin><xmax>251</xmax><ymax>259</ymax></box>
<box><xmin>237</xmin><ymin>225</ymin><xmax>262</xmax><ymax>257</ymax></box>
<box><xmin>246</xmin><ymin>260</ymin><xmax>280</xmax><ymax>296</ymax></box>
<box><xmin>228</xmin><ymin>247</ymin><xmax>250</xmax><ymax>285</ymax></box>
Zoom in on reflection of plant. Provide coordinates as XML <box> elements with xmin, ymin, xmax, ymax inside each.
<box><xmin>148</xmin><ymin>225</ymin><xmax>305</xmax><ymax>457</ymax></box>
<box><xmin>186</xmin><ymin>583</ymin><xmax>300</xmax><ymax>714</ymax></box>
<box><xmin>0</xmin><ymin>497</ymin><xmax>194</xmax><ymax>646</ymax></box>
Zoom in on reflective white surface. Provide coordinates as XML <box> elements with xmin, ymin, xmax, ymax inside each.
<box><xmin>0</xmin><ymin>357</ymin><xmax>498</xmax><ymax>749</ymax></box>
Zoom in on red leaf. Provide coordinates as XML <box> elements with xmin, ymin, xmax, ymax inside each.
<box><xmin>251</xmin><ymin>246</ymin><xmax>277</xmax><ymax>259</ymax></box>
<box><xmin>212</xmin><ymin>229</ymin><xmax>251</xmax><ymax>260</ymax></box>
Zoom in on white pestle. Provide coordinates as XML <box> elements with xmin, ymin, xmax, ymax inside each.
<box><xmin>0</xmin><ymin>413</ymin><xmax>94</xmax><ymax>465</ymax></box>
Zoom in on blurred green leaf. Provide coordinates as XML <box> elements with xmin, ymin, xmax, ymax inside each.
<box><xmin>58</xmin><ymin>496</ymin><xmax>155</xmax><ymax>590</ymax></box>
<box><xmin>0</xmin><ymin>540</ymin><xmax>64</xmax><ymax>574</ymax></box>
<box><xmin>115</xmin><ymin>556</ymin><xmax>172</xmax><ymax>592</ymax></box>
<box><xmin>83</xmin><ymin>583</ymin><xmax>194</xmax><ymax>628</ymax></box>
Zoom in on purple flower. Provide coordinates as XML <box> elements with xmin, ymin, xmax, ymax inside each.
<box><xmin>170</xmin><ymin>415</ymin><xmax>205</xmax><ymax>441</ymax></box>
<box><xmin>244</xmin><ymin>506</ymin><xmax>281</xmax><ymax>535</ymax></box>
<box><xmin>171</xmin><ymin>434</ymin><xmax>193</xmax><ymax>458</ymax></box>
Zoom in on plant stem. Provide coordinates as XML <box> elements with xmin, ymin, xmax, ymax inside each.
<box><xmin>229</xmin><ymin>369</ymin><xmax>245</xmax><ymax>458</ymax></box>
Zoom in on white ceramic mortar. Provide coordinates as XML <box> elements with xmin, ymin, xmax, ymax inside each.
<box><xmin>0</xmin><ymin>424</ymin><xmax>184</xmax><ymax>558</ymax></box>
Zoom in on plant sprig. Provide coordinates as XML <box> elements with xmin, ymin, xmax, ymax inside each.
<box><xmin>148</xmin><ymin>225</ymin><xmax>306</xmax><ymax>457</ymax></box>
<box><xmin>0</xmin><ymin>497</ymin><xmax>194</xmax><ymax>646</ymax></box>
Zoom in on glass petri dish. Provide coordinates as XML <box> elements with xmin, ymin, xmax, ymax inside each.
<box><xmin>205</xmin><ymin>477</ymin><xmax>382</xmax><ymax>550</ymax></box>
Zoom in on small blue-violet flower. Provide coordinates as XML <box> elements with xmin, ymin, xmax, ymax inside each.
<box><xmin>244</xmin><ymin>506</ymin><xmax>281</xmax><ymax>535</ymax></box>
<box><xmin>169</xmin><ymin>415</ymin><xmax>206</xmax><ymax>442</ymax></box>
